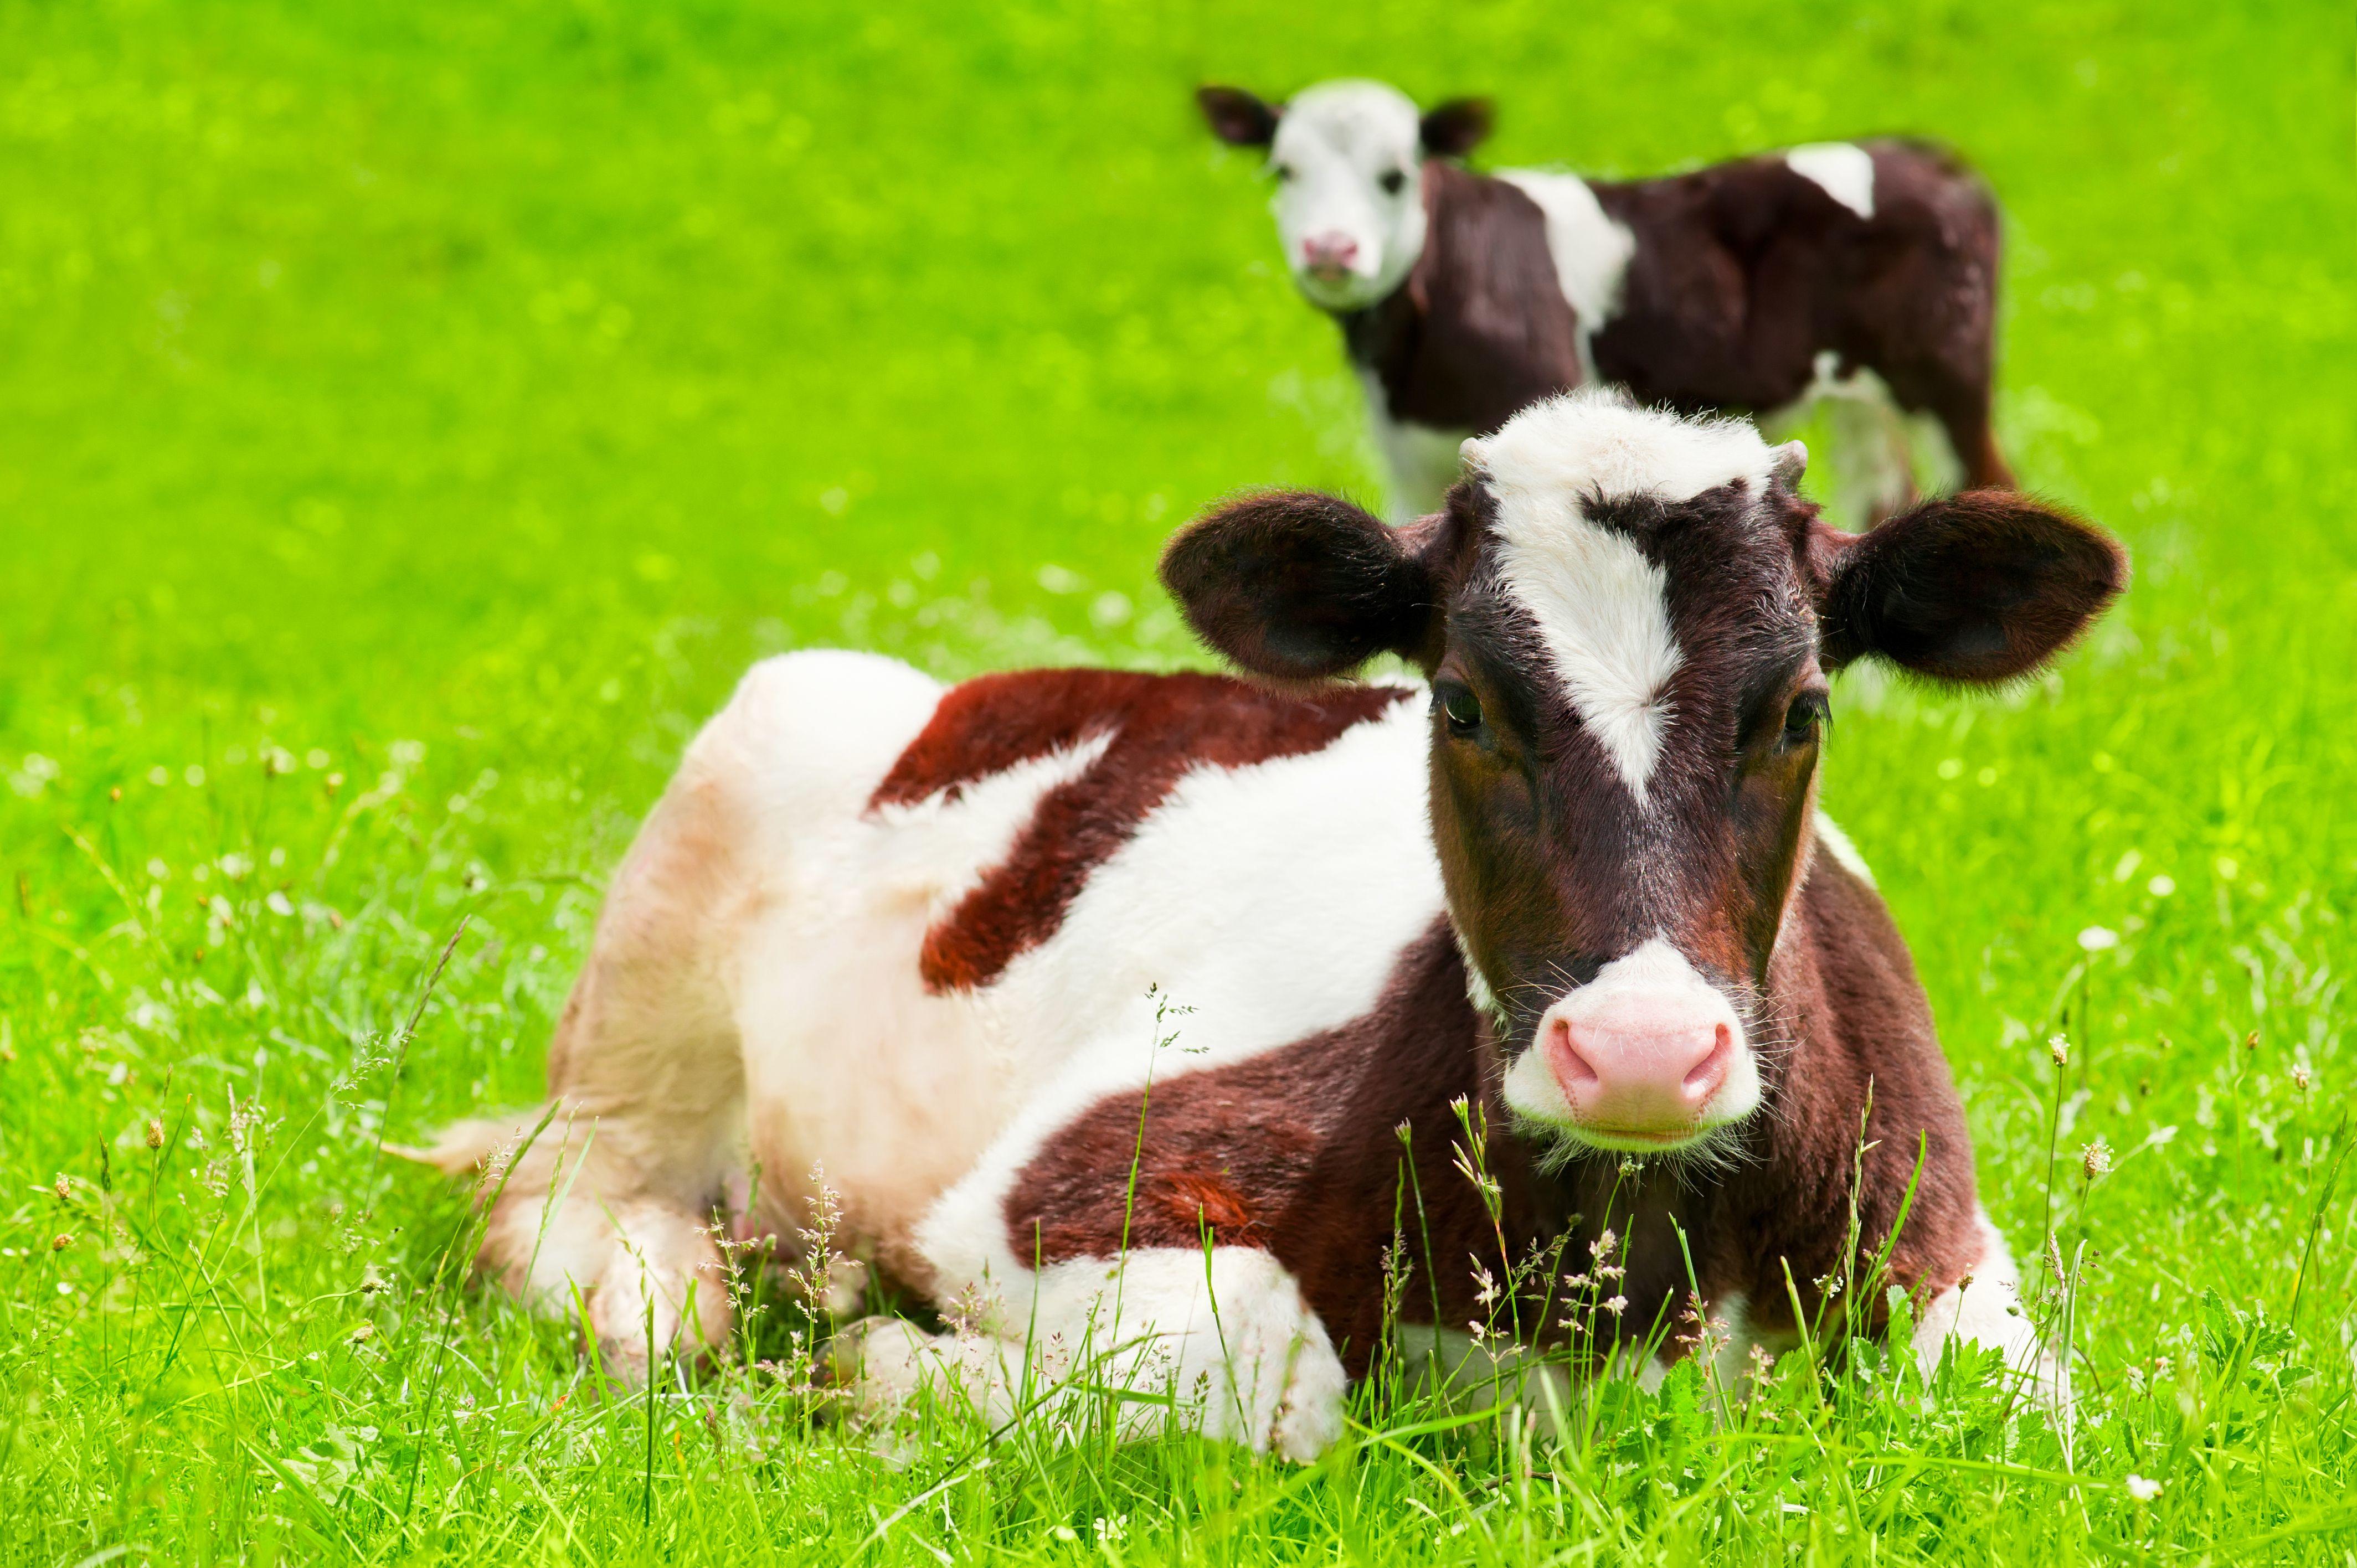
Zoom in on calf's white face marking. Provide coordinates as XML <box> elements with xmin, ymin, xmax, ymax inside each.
<box><xmin>1783</xmin><ymin>143</ymin><xmax>1877</xmax><ymax>219</ymax></box>
<box><xmin>1265</xmin><ymin>81</ymin><xmax>1429</xmax><ymax>311</ymax></box>
<box><xmin>1467</xmin><ymin>396</ymin><xmax>1796</xmax><ymax>803</ymax></box>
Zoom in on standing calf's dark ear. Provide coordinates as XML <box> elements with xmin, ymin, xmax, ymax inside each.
<box><xmin>1161</xmin><ymin>493</ymin><xmax>1441</xmax><ymax>680</ymax></box>
<box><xmin>1816</xmin><ymin>491</ymin><xmax>2128</xmax><ymax>683</ymax></box>
<box><xmin>1419</xmin><ymin>97</ymin><xmax>1494</xmax><ymax>158</ymax></box>
<box><xmin>1197</xmin><ymin>86</ymin><xmax>1280</xmax><ymax>147</ymax></box>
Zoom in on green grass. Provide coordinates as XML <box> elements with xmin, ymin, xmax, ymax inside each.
<box><xmin>3</xmin><ymin>0</ymin><xmax>2354</xmax><ymax>1560</ymax></box>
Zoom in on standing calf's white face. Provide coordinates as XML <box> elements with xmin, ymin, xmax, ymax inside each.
<box><xmin>1198</xmin><ymin>80</ymin><xmax>1493</xmax><ymax>313</ymax></box>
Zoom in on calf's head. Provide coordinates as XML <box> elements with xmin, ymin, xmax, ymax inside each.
<box><xmin>1163</xmin><ymin>393</ymin><xmax>2126</xmax><ymax>1158</ymax></box>
<box><xmin>1197</xmin><ymin>79</ymin><xmax>1491</xmax><ymax>312</ymax></box>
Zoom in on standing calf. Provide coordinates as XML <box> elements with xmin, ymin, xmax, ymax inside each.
<box><xmin>428</xmin><ymin>394</ymin><xmax>2122</xmax><ymax>1458</ymax></box>
<box><xmin>1200</xmin><ymin>80</ymin><xmax>2013</xmax><ymax>523</ymax></box>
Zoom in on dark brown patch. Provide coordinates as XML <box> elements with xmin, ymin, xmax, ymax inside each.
<box><xmin>1005</xmin><ymin>921</ymin><xmax>1512</xmax><ymax>1374</ymax></box>
<box><xmin>1592</xmin><ymin>140</ymin><xmax>2013</xmax><ymax>489</ymax></box>
<box><xmin>1005</xmin><ymin>855</ymin><xmax>1993</xmax><ymax>1380</ymax></box>
<box><xmin>1342</xmin><ymin>161</ymin><xmax>1584</xmax><ymax>440</ymax></box>
<box><xmin>1331</xmin><ymin>140</ymin><xmax>2013</xmax><ymax>493</ymax></box>
<box><xmin>871</xmin><ymin>670</ymin><xmax>1414</xmax><ymax>993</ymax></box>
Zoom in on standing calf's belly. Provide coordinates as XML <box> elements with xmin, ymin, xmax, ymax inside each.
<box><xmin>723</xmin><ymin>663</ymin><xmax>1445</xmax><ymax>1275</ymax></box>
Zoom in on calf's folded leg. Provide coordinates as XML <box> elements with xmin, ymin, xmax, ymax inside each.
<box><xmin>838</xmin><ymin>1246</ymin><xmax>1347</xmax><ymax>1461</ymax></box>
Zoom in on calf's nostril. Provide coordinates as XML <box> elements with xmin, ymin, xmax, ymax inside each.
<box><xmin>1681</xmin><ymin>1024</ymin><xmax>1735</xmax><ymax>1098</ymax></box>
<box><xmin>1547</xmin><ymin>1017</ymin><xmax>1601</xmax><ymax>1087</ymax></box>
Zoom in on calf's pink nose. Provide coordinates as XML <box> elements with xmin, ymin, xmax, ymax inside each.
<box><xmin>1545</xmin><ymin>1004</ymin><xmax>1733</xmax><ymax>1136</ymax></box>
<box><xmin>1300</xmin><ymin>233</ymin><xmax>1359</xmax><ymax>272</ymax></box>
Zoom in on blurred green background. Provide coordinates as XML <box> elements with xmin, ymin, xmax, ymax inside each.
<box><xmin>2</xmin><ymin>1</ymin><xmax>2353</xmax><ymax>1560</ymax></box>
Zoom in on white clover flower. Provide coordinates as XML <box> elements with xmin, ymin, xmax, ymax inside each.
<box><xmin>2077</xmin><ymin>926</ymin><xmax>2119</xmax><ymax>953</ymax></box>
<box><xmin>2125</xmin><ymin>1474</ymin><xmax>2162</xmax><ymax>1501</ymax></box>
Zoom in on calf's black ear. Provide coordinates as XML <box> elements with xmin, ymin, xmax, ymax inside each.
<box><xmin>1419</xmin><ymin>97</ymin><xmax>1494</xmax><ymax>158</ymax></box>
<box><xmin>1161</xmin><ymin>493</ymin><xmax>1443</xmax><ymax>680</ymax></box>
<box><xmin>1197</xmin><ymin>86</ymin><xmax>1280</xmax><ymax>147</ymax></box>
<box><xmin>1816</xmin><ymin>491</ymin><xmax>2128</xmax><ymax>683</ymax></box>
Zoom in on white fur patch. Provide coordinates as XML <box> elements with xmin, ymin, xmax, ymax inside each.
<box><xmin>914</xmin><ymin>692</ymin><xmax>1443</xmax><ymax>1316</ymax></box>
<box><xmin>1467</xmin><ymin>388</ymin><xmax>1782</xmax><ymax>508</ymax></box>
<box><xmin>1496</xmin><ymin>171</ymin><xmax>1638</xmax><ymax>381</ymax></box>
<box><xmin>1784</xmin><ymin>143</ymin><xmax>1876</xmax><ymax>219</ymax></box>
<box><xmin>1474</xmin><ymin>393</ymin><xmax>1780</xmax><ymax>798</ymax></box>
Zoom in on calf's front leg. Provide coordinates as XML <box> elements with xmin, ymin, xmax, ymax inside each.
<box><xmin>836</xmin><ymin>1245</ymin><xmax>1347</xmax><ymax>1462</ymax></box>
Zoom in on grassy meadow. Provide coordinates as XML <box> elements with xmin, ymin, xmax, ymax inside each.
<box><xmin>3</xmin><ymin>0</ymin><xmax>2354</xmax><ymax>1560</ymax></box>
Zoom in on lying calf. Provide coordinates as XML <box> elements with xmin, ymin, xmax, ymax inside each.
<box><xmin>427</xmin><ymin>393</ymin><xmax>2122</xmax><ymax>1458</ymax></box>
<box><xmin>1200</xmin><ymin>80</ymin><xmax>2011</xmax><ymax>524</ymax></box>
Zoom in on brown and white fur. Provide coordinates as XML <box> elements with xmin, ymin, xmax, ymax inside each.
<box><xmin>1200</xmin><ymin>80</ymin><xmax>2013</xmax><ymax>524</ymax></box>
<box><xmin>425</xmin><ymin>395</ymin><xmax>2122</xmax><ymax>1460</ymax></box>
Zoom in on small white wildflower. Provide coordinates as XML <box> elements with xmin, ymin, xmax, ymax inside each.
<box><xmin>1592</xmin><ymin>1228</ymin><xmax>1618</xmax><ymax>1259</ymax></box>
<box><xmin>2124</xmin><ymin>1474</ymin><xmax>2162</xmax><ymax>1502</ymax></box>
<box><xmin>2082</xmin><ymin>1137</ymin><xmax>2113</xmax><ymax>1179</ymax></box>
<box><xmin>2049</xmin><ymin>1035</ymin><xmax>2071</xmax><ymax>1067</ymax></box>
<box><xmin>2291</xmin><ymin>1064</ymin><xmax>2313</xmax><ymax>1094</ymax></box>
<box><xmin>1603</xmin><ymin>1295</ymin><xmax>1627</xmax><ymax>1316</ymax></box>
<box><xmin>2077</xmin><ymin>926</ymin><xmax>2119</xmax><ymax>953</ymax></box>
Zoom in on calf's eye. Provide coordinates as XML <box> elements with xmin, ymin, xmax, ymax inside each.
<box><xmin>1272</xmin><ymin>163</ymin><xmax>1296</xmax><ymax>182</ymax></box>
<box><xmin>1782</xmin><ymin>692</ymin><xmax>1829</xmax><ymax>747</ymax></box>
<box><xmin>1438</xmin><ymin>682</ymin><xmax>1484</xmax><ymax>735</ymax></box>
<box><xmin>1380</xmin><ymin>168</ymin><xmax>1408</xmax><ymax>194</ymax></box>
